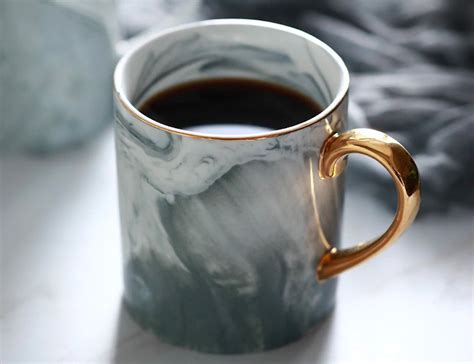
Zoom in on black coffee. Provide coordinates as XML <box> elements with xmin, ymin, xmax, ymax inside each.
<box><xmin>139</xmin><ymin>78</ymin><xmax>323</xmax><ymax>134</ymax></box>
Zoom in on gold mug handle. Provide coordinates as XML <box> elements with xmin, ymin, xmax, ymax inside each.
<box><xmin>317</xmin><ymin>128</ymin><xmax>421</xmax><ymax>280</ymax></box>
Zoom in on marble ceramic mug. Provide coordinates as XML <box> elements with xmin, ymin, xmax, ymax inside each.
<box><xmin>113</xmin><ymin>19</ymin><xmax>421</xmax><ymax>354</ymax></box>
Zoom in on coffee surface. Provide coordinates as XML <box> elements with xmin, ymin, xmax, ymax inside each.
<box><xmin>139</xmin><ymin>78</ymin><xmax>323</xmax><ymax>133</ymax></box>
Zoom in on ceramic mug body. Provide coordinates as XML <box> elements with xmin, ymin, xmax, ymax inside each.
<box><xmin>113</xmin><ymin>20</ymin><xmax>419</xmax><ymax>354</ymax></box>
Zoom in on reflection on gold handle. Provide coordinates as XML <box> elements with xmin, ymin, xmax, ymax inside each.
<box><xmin>317</xmin><ymin>128</ymin><xmax>421</xmax><ymax>281</ymax></box>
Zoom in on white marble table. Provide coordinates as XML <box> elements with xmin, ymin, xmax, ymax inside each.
<box><xmin>1</xmin><ymin>129</ymin><xmax>473</xmax><ymax>363</ymax></box>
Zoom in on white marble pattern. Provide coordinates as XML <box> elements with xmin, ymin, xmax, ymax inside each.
<box><xmin>114</xmin><ymin>107</ymin><xmax>344</xmax><ymax>352</ymax></box>
<box><xmin>1</xmin><ymin>129</ymin><xmax>472</xmax><ymax>362</ymax></box>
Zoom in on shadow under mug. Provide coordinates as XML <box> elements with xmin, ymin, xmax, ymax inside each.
<box><xmin>113</xmin><ymin>19</ymin><xmax>421</xmax><ymax>354</ymax></box>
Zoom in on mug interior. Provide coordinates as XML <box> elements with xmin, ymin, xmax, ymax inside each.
<box><xmin>114</xmin><ymin>19</ymin><xmax>349</xmax><ymax>139</ymax></box>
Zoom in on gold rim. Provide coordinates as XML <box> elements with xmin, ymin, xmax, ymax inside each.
<box><xmin>114</xmin><ymin>19</ymin><xmax>350</xmax><ymax>141</ymax></box>
<box><xmin>115</xmin><ymin>88</ymin><xmax>348</xmax><ymax>141</ymax></box>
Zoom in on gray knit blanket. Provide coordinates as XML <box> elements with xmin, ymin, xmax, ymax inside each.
<box><xmin>118</xmin><ymin>0</ymin><xmax>474</xmax><ymax>214</ymax></box>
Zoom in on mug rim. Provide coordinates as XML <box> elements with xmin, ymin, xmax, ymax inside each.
<box><xmin>114</xmin><ymin>19</ymin><xmax>350</xmax><ymax>140</ymax></box>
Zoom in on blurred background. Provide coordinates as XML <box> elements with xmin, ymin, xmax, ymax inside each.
<box><xmin>1</xmin><ymin>0</ymin><xmax>473</xmax><ymax>362</ymax></box>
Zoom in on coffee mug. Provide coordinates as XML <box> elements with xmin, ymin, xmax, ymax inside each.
<box><xmin>113</xmin><ymin>19</ymin><xmax>421</xmax><ymax>354</ymax></box>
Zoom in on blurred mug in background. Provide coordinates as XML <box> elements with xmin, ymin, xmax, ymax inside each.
<box><xmin>1</xmin><ymin>0</ymin><xmax>118</xmax><ymax>153</ymax></box>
